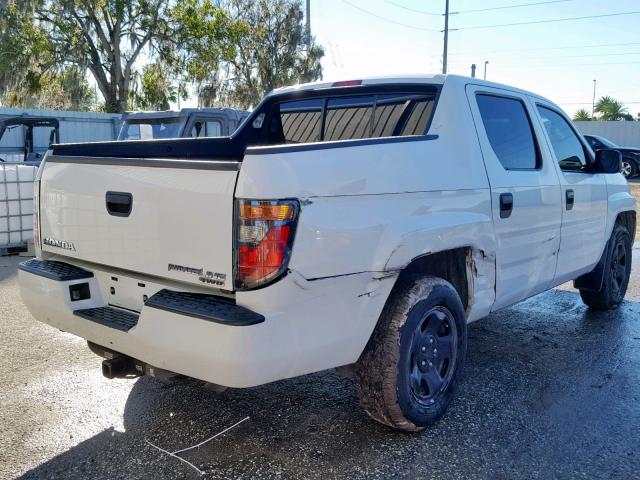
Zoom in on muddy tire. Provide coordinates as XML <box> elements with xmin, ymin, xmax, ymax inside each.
<box><xmin>353</xmin><ymin>276</ymin><xmax>467</xmax><ymax>431</ymax></box>
<box><xmin>579</xmin><ymin>225</ymin><xmax>632</xmax><ymax>310</ymax></box>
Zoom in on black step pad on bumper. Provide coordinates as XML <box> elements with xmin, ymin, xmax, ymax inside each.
<box><xmin>74</xmin><ymin>306</ymin><xmax>139</xmax><ymax>332</ymax></box>
<box><xmin>145</xmin><ymin>289</ymin><xmax>265</xmax><ymax>326</ymax></box>
<box><xmin>19</xmin><ymin>259</ymin><xmax>93</xmax><ymax>281</ymax></box>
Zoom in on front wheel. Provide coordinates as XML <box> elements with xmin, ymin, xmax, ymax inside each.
<box><xmin>354</xmin><ymin>276</ymin><xmax>467</xmax><ymax>431</ymax></box>
<box><xmin>579</xmin><ymin>225</ymin><xmax>632</xmax><ymax>310</ymax></box>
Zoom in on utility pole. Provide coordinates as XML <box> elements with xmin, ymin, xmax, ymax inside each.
<box><xmin>592</xmin><ymin>79</ymin><xmax>597</xmax><ymax>119</ymax></box>
<box><xmin>484</xmin><ymin>61</ymin><xmax>489</xmax><ymax>80</ymax></box>
<box><xmin>442</xmin><ymin>0</ymin><xmax>449</xmax><ymax>74</ymax></box>
<box><xmin>306</xmin><ymin>0</ymin><xmax>311</xmax><ymax>50</ymax></box>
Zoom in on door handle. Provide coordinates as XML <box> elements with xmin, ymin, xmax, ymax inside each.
<box><xmin>566</xmin><ymin>189</ymin><xmax>574</xmax><ymax>210</ymax></box>
<box><xmin>106</xmin><ymin>191</ymin><xmax>133</xmax><ymax>217</ymax></box>
<box><xmin>499</xmin><ymin>193</ymin><xmax>513</xmax><ymax>218</ymax></box>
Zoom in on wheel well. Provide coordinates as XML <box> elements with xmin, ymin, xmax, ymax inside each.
<box><xmin>616</xmin><ymin>210</ymin><xmax>636</xmax><ymax>240</ymax></box>
<box><xmin>396</xmin><ymin>247</ymin><xmax>471</xmax><ymax>312</ymax></box>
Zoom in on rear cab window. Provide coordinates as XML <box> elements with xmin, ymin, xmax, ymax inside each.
<box><xmin>260</xmin><ymin>85</ymin><xmax>439</xmax><ymax>146</ymax></box>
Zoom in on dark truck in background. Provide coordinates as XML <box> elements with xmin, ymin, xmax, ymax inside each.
<box><xmin>118</xmin><ymin>107</ymin><xmax>250</xmax><ymax>140</ymax></box>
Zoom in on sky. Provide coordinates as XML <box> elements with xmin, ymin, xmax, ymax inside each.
<box><xmin>308</xmin><ymin>0</ymin><xmax>640</xmax><ymax>118</ymax></box>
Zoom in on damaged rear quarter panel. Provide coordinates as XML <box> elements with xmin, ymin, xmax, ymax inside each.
<box><xmin>235</xmin><ymin>79</ymin><xmax>497</xmax><ymax>339</ymax></box>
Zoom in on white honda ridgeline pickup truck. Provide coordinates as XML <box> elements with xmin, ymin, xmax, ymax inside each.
<box><xmin>19</xmin><ymin>75</ymin><xmax>635</xmax><ymax>431</ymax></box>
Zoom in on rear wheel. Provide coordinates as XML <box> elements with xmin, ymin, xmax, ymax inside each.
<box><xmin>579</xmin><ymin>225</ymin><xmax>632</xmax><ymax>310</ymax></box>
<box><xmin>354</xmin><ymin>276</ymin><xmax>467</xmax><ymax>431</ymax></box>
<box><xmin>620</xmin><ymin>158</ymin><xmax>636</xmax><ymax>179</ymax></box>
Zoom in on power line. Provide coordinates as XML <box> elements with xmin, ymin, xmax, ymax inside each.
<box><xmin>519</xmin><ymin>51</ymin><xmax>640</xmax><ymax>60</ymax></box>
<box><xmin>383</xmin><ymin>0</ymin><xmax>571</xmax><ymax>15</ymax></box>
<box><xmin>442</xmin><ymin>49</ymin><xmax>640</xmax><ymax>61</ymax></box>
<box><xmin>454</xmin><ymin>0</ymin><xmax>571</xmax><ymax>14</ymax></box>
<box><xmin>447</xmin><ymin>41</ymin><xmax>640</xmax><ymax>56</ymax></box>
<box><xmin>557</xmin><ymin>101</ymin><xmax>640</xmax><ymax>105</ymax></box>
<box><xmin>382</xmin><ymin>0</ymin><xmax>440</xmax><ymax>16</ymax></box>
<box><xmin>457</xmin><ymin>11</ymin><xmax>640</xmax><ymax>30</ymax></box>
<box><xmin>450</xmin><ymin>60</ymin><xmax>640</xmax><ymax>69</ymax></box>
<box><xmin>342</xmin><ymin>0</ymin><xmax>439</xmax><ymax>31</ymax></box>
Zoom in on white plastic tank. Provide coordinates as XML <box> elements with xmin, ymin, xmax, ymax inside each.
<box><xmin>0</xmin><ymin>163</ymin><xmax>37</xmax><ymax>248</ymax></box>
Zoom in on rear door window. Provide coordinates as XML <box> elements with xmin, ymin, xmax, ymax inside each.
<box><xmin>476</xmin><ymin>94</ymin><xmax>540</xmax><ymax>170</ymax></box>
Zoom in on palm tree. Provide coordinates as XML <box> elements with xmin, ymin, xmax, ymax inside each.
<box><xmin>572</xmin><ymin>108</ymin><xmax>592</xmax><ymax>121</ymax></box>
<box><xmin>594</xmin><ymin>96</ymin><xmax>630</xmax><ymax>121</ymax></box>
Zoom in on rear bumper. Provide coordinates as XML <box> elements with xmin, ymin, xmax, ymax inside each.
<box><xmin>18</xmin><ymin>259</ymin><xmax>395</xmax><ymax>388</ymax></box>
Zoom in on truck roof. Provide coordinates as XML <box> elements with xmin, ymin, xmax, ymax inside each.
<box><xmin>270</xmin><ymin>74</ymin><xmax>555</xmax><ymax>106</ymax></box>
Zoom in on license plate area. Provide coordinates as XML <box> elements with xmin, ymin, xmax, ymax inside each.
<box><xmin>106</xmin><ymin>274</ymin><xmax>150</xmax><ymax>313</ymax></box>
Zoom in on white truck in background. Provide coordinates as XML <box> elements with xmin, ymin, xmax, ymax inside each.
<box><xmin>19</xmin><ymin>75</ymin><xmax>635</xmax><ymax>431</ymax></box>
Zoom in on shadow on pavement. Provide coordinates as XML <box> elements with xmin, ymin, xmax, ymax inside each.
<box><xmin>17</xmin><ymin>289</ymin><xmax>640</xmax><ymax>480</ymax></box>
<box><xmin>0</xmin><ymin>255</ymin><xmax>21</xmax><ymax>282</ymax></box>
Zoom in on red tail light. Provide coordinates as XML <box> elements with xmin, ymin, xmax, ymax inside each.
<box><xmin>235</xmin><ymin>199</ymin><xmax>299</xmax><ymax>290</ymax></box>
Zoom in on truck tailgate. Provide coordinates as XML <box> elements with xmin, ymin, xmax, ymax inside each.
<box><xmin>39</xmin><ymin>157</ymin><xmax>238</xmax><ymax>290</ymax></box>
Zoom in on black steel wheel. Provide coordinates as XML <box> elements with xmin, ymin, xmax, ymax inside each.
<box><xmin>580</xmin><ymin>224</ymin><xmax>632</xmax><ymax>310</ymax></box>
<box><xmin>406</xmin><ymin>307</ymin><xmax>458</xmax><ymax>406</ymax></box>
<box><xmin>610</xmin><ymin>240</ymin><xmax>629</xmax><ymax>300</ymax></box>
<box><xmin>354</xmin><ymin>276</ymin><xmax>467</xmax><ymax>431</ymax></box>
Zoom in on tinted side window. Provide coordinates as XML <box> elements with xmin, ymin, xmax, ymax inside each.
<box><xmin>280</xmin><ymin>99</ymin><xmax>323</xmax><ymax>143</ymax></box>
<box><xmin>324</xmin><ymin>96</ymin><xmax>374</xmax><ymax>141</ymax></box>
<box><xmin>373</xmin><ymin>94</ymin><xmax>435</xmax><ymax>137</ymax></box>
<box><xmin>537</xmin><ymin>106</ymin><xmax>587</xmax><ymax>171</ymax></box>
<box><xmin>476</xmin><ymin>94</ymin><xmax>539</xmax><ymax>170</ymax></box>
<box><xmin>268</xmin><ymin>90</ymin><xmax>438</xmax><ymax>145</ymax></box>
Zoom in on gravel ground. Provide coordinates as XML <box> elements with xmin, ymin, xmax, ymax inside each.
<box><xmin>1</xmin><ymin>247</ymin><xmax>639</xmax><ymax>479</ymax></box>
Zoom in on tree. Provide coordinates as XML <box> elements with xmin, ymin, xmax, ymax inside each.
<box><xmin>132</xmin><ymin>62</ymin><xmax>178</xmax><ymax>111</ymax></box>
<box><xmin>594</xmin><ymin>96</ymin><xmax>633</xmax><ymax>121</ymax></box>
<box><xmin>0</xmin><ymin>0</ymin><xmax>53</xmax><ymax>104</ymax></box>
<box><xmin>168</xmin><ymin>0</ymin><xmax>244</xmax><ymax>106</ymax></box>
<box><xmin>0</xmin><ymin>0</ymin><xmax>324</xmax><ymax>112</ymax></box>
<box><xmin>34</xmin><ymin>0</ymin><xmax>176</xmax><ymax>112</ymax></box>
<box><xmin>215</xmin><ymin>0</ymin><xmax>324</xmax><ymax>109</ymax></box>
<box><xmin>4</xmin><ymin>66</ymin><xmax>96</xmax><ymax>110</ymax></box>
<box><xmin>572</xmin><ymin>108</ymin><xmax>592</xmax><ymax>121</ymax></box>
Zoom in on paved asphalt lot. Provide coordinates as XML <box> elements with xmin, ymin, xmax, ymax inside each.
<box><xmin>1</xmin><ymin>190</ymin><xmax>639</xmax><ymax>479</ymax></box>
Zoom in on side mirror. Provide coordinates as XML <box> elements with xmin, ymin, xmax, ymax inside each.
<box><xmin>593</xmin><ymin>149</ymin><xmax>621</xmax><ymax>174</ymax></box>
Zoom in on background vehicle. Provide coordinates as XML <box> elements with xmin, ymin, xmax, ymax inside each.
<box><xmin>584</xmin><ymin>134</ymin><xmax>640</xmax><ymax>179</ymax></box>
<box><xmin>118</xmin><ymin>108</ymin><xmax>250</xmax><ymax>140</ymax></box>
<box><xmin>0</xmin><ymin>117</ymin><xmax>59</xmax><ymax>252</ymax></box>
<box><xmin>0</xmin><ymin>117</ymin><xmax>59</xmax><ymax>163</ymax></box>
<box><xmin>19</xmin><ymin>75</ymin><xmax>636</xmax><ymax>432</ymax></box>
